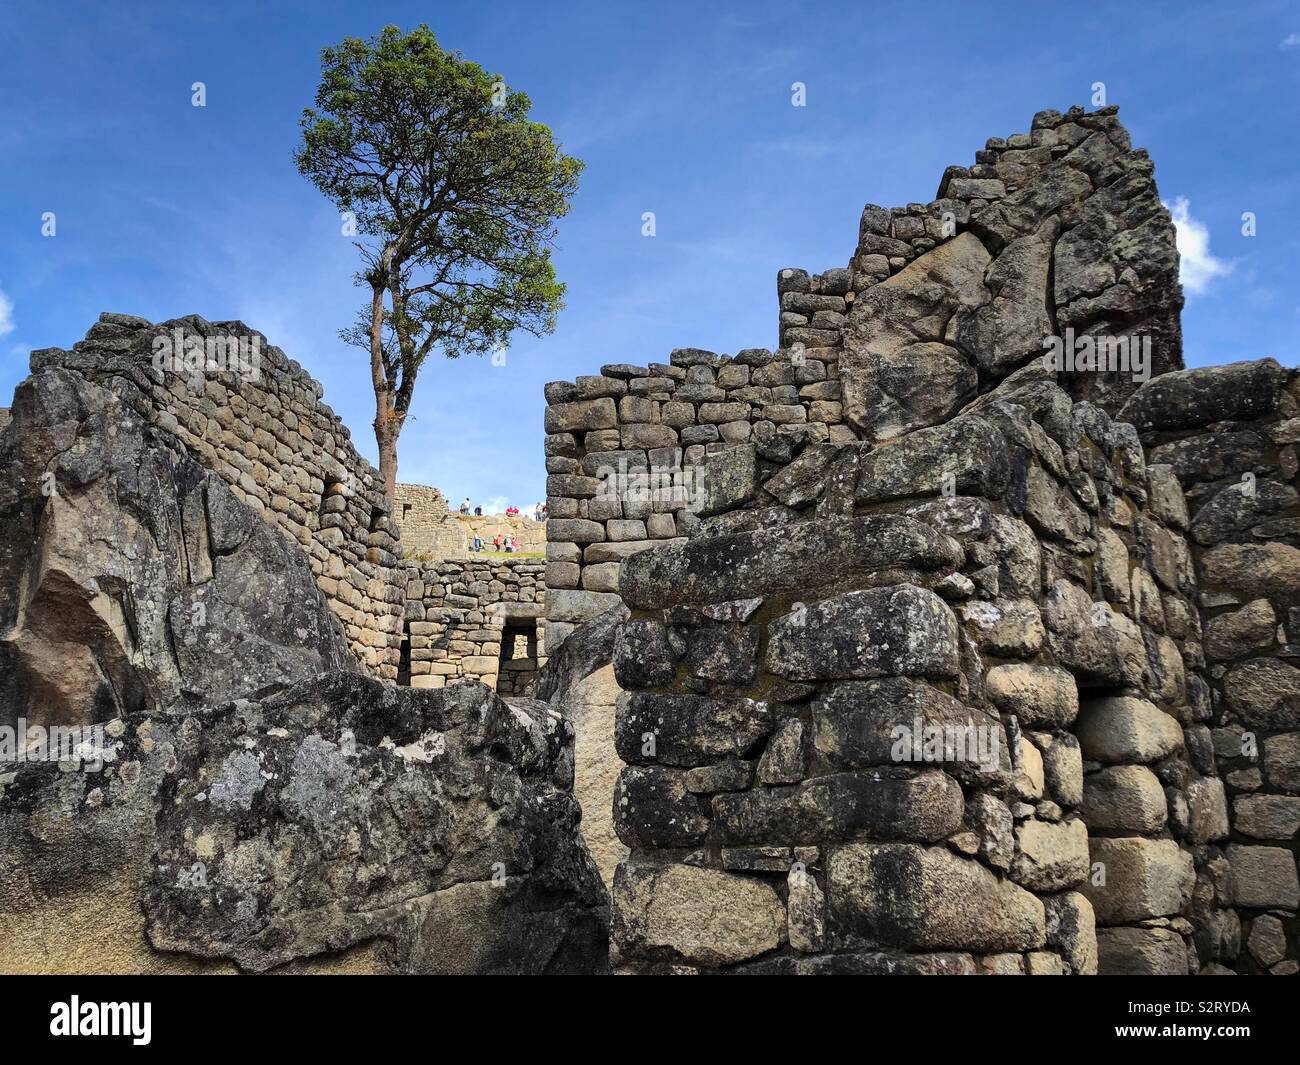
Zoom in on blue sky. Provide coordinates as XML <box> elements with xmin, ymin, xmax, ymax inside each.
<box><xmin>1</xmin><ymin>0</ymin><xmax>1298</xmax><ymax>510</ymax></box>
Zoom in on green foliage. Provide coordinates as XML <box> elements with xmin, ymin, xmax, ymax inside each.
<box><xmin>295</xmin><ymin>24</ymin><xmax>581</xmax><ymax>473</ymax></box>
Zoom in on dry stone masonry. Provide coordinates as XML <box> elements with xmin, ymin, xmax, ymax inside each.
<box><xmin>2</xmin><ymin>100</ymin><xmax>1296</xmax><ymax>978</ymax></box>
<box><xmin>544</xmin><ymin>105</ymin><xmax>1298</xmax><ymax>975</ymax></box>
<box><xmin>394</xmin><ymin>482</ymin><xmax>544</xmax><ymax>560</ymax></box>
<box><xmin>545</xmin><ymin>104</ymin><xmax>1182</xmax><ymax>647</ymax></box>
<box><xmin>1121</xmin><ymin>361</ymin><xmax>1300</xmax><ymax>974</ymax></box>
<box><xmin>401</xmin><ymin>557</ymin><xmax>547</xmax><ymax>696</ymax></box>
<box><xmin>27</xmin><ymin>315</ymin><xmax>408</xmax><ymax>680</ymax></box>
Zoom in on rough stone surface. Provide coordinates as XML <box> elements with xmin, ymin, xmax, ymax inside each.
<box><xmin>3</xmin><ymin>673</ymin><xmax>609</xmax><ymax>974</ymax></box>
<box><xmin>1082</xmin><ymin>837</ymin><xmax>1195</xmax><ymax>925</ymax></box>
<box><xmin>827</xmin><ymin>843</ymin><xmax>1046</xmax><ymax>952</ymax></box>
<box><xmin>611</xmin><ymin>863</ymin><xmax>785</xmax><ymax>967</ymax></box>
<box><xmin>764</xmin><ymin>585</ymin><xmax>960</xmax><ymax>681</ymax></box>
<box><xmin>1075</xmin><ymin>696</ymin><xmax>1183</xmax><ymax>764</ymax></box>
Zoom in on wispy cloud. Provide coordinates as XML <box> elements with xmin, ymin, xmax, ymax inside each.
<box><xmin>1282</xmin><ymin>32</ymin><xmax>1300</xmax><ymax>48</ymax></box>
<box><xmin>0</xmin><ymin>286</ymin><xmax>14</xmax><ymax>338</ymax></box>
<box><xmin>1165</xmin><ymin>197</ymin><xmax>1234</xmax><ymax>296</ymax></box>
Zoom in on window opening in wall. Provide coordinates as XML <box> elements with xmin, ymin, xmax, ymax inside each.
<box><xmin>496</xmin><ymin>619</ymin><xmax>539</xmax><ymax>697</ymax></box>
<box><xmin>397</xmin><ymin>632</ymin><xmax>411</xmax><ymax>686</ymax></box>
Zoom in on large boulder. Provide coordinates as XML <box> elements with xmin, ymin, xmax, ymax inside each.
<box><xmin>840</xmin><ymin>233</ymin><xmax>991</xmax><ymax>440</ymax></box>
<box><xmin>827</xmin><ymin>842</ymin><xmax>1046</xmax><ymax>952</ymax></box>
<box><xmin>1119</xmin><ymin>359</ymin><xmax>1287</xmax><ymax>434</ymax></box>
<box><xmin>611</xmin><ymin>863</ymin><xmax>784</xmax><ymax>968</ymax></box>
<box><xmin>0</xmin><ymin>365</ymin><xmax>608</xmax><ymax>974</ymax></box>
<box><xmin>619</xmin><ymin>514</ymin><xmax>960</xmax><ymax>610</ymax></box>
<box><xmin>1</xmin><ymin>673</ymin><xmax>609</xmax><ymax>974</ymax></box>
<box><xmin>0</xmin><ymin>367</ymin><xmax>356</xmax><ymax>728</ymax></box>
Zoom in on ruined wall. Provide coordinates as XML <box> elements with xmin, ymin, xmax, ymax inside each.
<box><xmin>393</xmin><ymin>482</ymin><xmax>460</xmax><ymax>559</ymax></box>
<box><xmin>34</xmin><ymin>315</ymin><xmax>405</xmax><ymax>679</ymax></box>
<box><xmin>536</xmin><ymin>104</ymin><xmax>1298</xmax><ymax>975</ymax></box>
<box><xmin>542</xmin><ymin>350</ymin><xmax>851</xmax><ymax>650</ymax></box>
<box><xmin>395</xmin><ymin>483</ymin><xmax>545</xmax><ymax>562</ymax></box>
<box><xmin>1122</xmin><ymin>361</ymin><xmax>1300</xmax><ymax>975</ymax></box>
<box><xmin>545</xmin><ymin>104</ymin><xmax>1182</xmax><ymax>652</ymax></box>
<box><xmin>402</xmin><ymin>557</ymin><xmax>546</xmax><ymax>695</ymax></box>
<box><xmin>0</xmin><ymin>362</ymin><xmax>608</xmax><ymax>974</ymax></box>
<box><xmin>781</xmin><ymin>103</ymin><xmax>1182</xmax><ymax>427</ymax></box>
<box><xmin>605</xmin><ymin>385</ymin><xmax>1222</xmax><ymax>974</ymax></box>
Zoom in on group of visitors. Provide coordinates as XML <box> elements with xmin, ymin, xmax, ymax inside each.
<box><xmin>456</xmin><ymin>496</ymin><xmax>545</xmax><ymax>528</ymax></box>
<box><xmin>468</xmin><ymin>533</ymin><xmax>520</xmax><ymax>553</ymax></box>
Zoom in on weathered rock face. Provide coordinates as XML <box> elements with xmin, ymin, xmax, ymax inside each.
<box><xmin>840</xmin><ymin>233</ymin><xmax>990</xmax><ymax>439</ymax></box>
<box><xmin>30</xmin><ymin>314</ymin><xmax>407</xmax><ymax>680</ymax></box>
<box><xmin>0</xmin><ymin>367</ymin><xmax>357</xmax><ymax>728</ymax></box>
<box><xmin>838</xmin><ymin>105</ymin><xmax>1184</xmax><ymax>440</ymax></box>
<box><xmin>1</xmin><ymin>674</ymin><xmax>608</xmax><ymax>974</ymax></box>
<box><xmin>0</xmin><ymin>368</ymin><xmax>608</xmax><ymax>974</ymax></box>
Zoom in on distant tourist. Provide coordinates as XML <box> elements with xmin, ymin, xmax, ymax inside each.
<box><xmin>459</xmin><ymin>497</ymin><xmax>470</xmax><ymax>514</ymax></box>
<box><xmin>533</xmin><ymin>502</ymin><xmax>544</xmax><ymax>522</ymax></box>
<box><xmin>474</xmin><ymin>505</ymin><xmax>482</xmax><ymax>516</ymax></box>
<box><xmin>472</xmin><ymin>536</ymin><xmax>482</xmax><ymax>552</ymax></box>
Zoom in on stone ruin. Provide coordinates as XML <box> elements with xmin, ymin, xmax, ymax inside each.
<box><xmin>393</xmin><ymin>482</ymin><xmax>544</xmax><ymax>560</ymax></box>
<box><xmin>0</xmin><ymin>103</ymin><xmax>1296</xmax><ymax>975</ymax></box>
<box><xmin>542</xmin><ymin>104</ymin><xmax>1298</xmax><ymax>975</ymax></box>
<box><xmin>402</xmin><ymin>556</ymin><xmax>547</xmax><ymax>695</ymax></box>
<box><xmin>0</xmin><ymin>327</ymin><xmax>603</xmax><ymax>972</ymax></box>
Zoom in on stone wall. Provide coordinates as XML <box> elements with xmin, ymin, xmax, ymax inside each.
<box><xmin>0</xmin><ymin>362</ymin><xmax>608</xmax><ymax>974</ymax></box>
<box><xmin>401</xmin><ymin>557</ymin><xmax>546</xmax><ymax>695</ymax></box>
<box><xmin>605</xmin><ymin>385</ymin><xmax>1220</xmax><ymax>974</ymax></box>
<box><xmin>393</xmin><ymin>482</ymin><xmax>459</xmax><ymax>559</ymax></box>
<box><xmin>1122</xmin><ymin>361</ymin><xmax>1300</xmax><ymax>974</ymax></box>
<box><xmin>32</xmin><ymin>315</ymin><xmax>405</xmax><ymax>679</ymax></box>
<box><xmin>545</xmin><ymin>104</ymin><xmax>1182</xmax><ymax>652</ymax></box>
<box><xmin>542</xmin><ymin>349</ymin><xmax>852</xmax><ymax>650</ymax></box>
<box><xmin>779</xmin><ymin>103</ymin><xmax>1182</xmax><ymax>423</ymax></box>
<box><xmin>453</xmin><ymin>513</ymin><xmax>545</xmax><ymax>556</ymax></box>
<box><xmin>537</xmin><ymin>103</ymin><xmax>1300</xmax><ymax>975</ymax></box>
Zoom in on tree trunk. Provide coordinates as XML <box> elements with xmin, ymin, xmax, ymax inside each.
<box><xmin>379</xmin><ymin>432</ymin><xmax>398</xmax><ymax>504</ymax></box>
<box><xmin>368</xmin><ymin>271</ymin><xmax>397</xmax><ymax>506</ymax></box>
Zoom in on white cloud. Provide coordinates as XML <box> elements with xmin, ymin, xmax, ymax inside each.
<box><xmin>1164</xmin><ymin>197</ymin><xmax>1233</xmax><ymax>296</ymax></box>
<box><xmin>480</xmin><ymin>495</ymin><xmax>508</xmax><ymax>515</ymax></box>
<box><xmin>0</xmin><ymin>286</ymin><xmax>14</xmax><ymax>337</ymax></box>
<box><xmin>1282</xmin><ymin>32</ymin><xmax>1300</xmax><ymax>48</ymax></box>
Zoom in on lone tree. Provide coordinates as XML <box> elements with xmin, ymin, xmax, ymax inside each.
<box><xmin>296</xmin><ymin>24</ymin><xmax>581</xmax><ymax>501</ymax></box>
